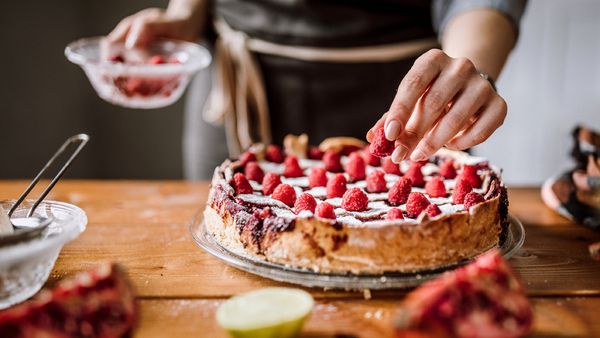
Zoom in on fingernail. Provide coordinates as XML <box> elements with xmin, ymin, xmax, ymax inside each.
<box><xmin>385</xmin><ymin>120</ymin><xmax>401</xmax><ymax>141</ymax></box>
<box><xmin>366</xmin><ymin>130</ymin><xmax>374</xmax><ymax>142</ymax></box>
<box><xmin>410</xmin><ymin>148</ymin><xmax>428</xmax><ymax>162</ymax></box>
<box><xmin>392</xmin><ymin>146</ymin><xmax>407</xmax><ymax>164</ymax></box>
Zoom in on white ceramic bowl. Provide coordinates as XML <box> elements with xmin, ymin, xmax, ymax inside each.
<box><xmin>0</xmin><ymin>200</ymin><xmax>87</xmax><ymax>309</ymax></box>
<box><xmin>65</xmin><ymin>36</ymin><xmax>211</xmax><ymax>109</ymax></box>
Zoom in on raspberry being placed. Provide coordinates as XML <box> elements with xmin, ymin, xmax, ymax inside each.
<box><xmin>366</xmin><ymin>170</ymin><xmax>387</xmax><ymax>193</ymax></box>
<box><xmin>425</xmin><ymin>176</ymin><xmax>447</xmax><ymax>197</ymax></box>
<box><xmin>363</xmin><ymin>146</ymin><xmax>381</xmax><ymax>166</ymax></box>
<box><xmin>315</xmin><ymin>202</ymin><xmax>336</xmax><ymax>220</ymax></box>
<box><xmin>244</xmin><ymin>162</ymin><xmax>264</xmax><ymax>182</ymax></box>
<box><xmin>232</xmin><ymin>173</ymin><xmax>253</xmax><ymax>195</ymax></box>
<box><xmin>308</xmin><ymin>167</ymin><xmax>328</xmax><ymax>188</ymax></box>
<box><xmin>261</xmin><ymin>172</ymin><xmax>281</xmax><ymax>195</ymax></box>
<box><xmin>405</xmin><ymin>162</ymin><xmax>425</xmax><ymax>187</ymax></box>
<box><xmin>341</xmin><ymin>188</ymin><xmax>369</xmax><ymax>211</ymax></box>
<box><xmin>386</xmin><ymin>208</ymin><xmax>404</xmax><ymax>220</ymax></box>
<box><xmin>463</xmin><ymin>192</ymin><xmax>485</xmax><ymax>210</ymax></box>
<box><xmin>294</xmin><ymin>192</ymin><xmax>317</xmax><ymax>214</ymax></box>
<box><xmin>265</xmin><ymin>144</ymin><xmax>284</xmax><ymax>163</ymax></box>
<box><xmin>326</xmin><ymin>173</ymin><xmax>347</xmax><ymax>198</ymax></box>
<box><xmin>239</xmin><ymin>151</ymin><xmax>257</xmax><ymax>167</ymax></box>
<box><xmin>323</xmin><ymin>150</ymin><xmax>343</xmax><ymax>172</ymax></box>
<box><xmin>426</xmin><ymin>204</ymin><xmax>442</xmax><ymax>217</ymax></box>
<box><xmin>452</xmin><ymin>178</ymin><xmax>473</xmax><ymax>204</ymax></box>
<box><xmin>345</xmin><ymin>152</ymin><xmax>366</xmax><ymax>182</ymax></box>
<box><xmin>439</xmin><ymin>160</ymin><xmax>457</xmax><ymax>179</ymax></box>
<box><xmin>460</xmin><ymin>164</ymin><xmax>482</xmax><ymax>188</ymax></box>
<box><xmin>406</xmin><ymin>192</ymin><xmax>431</xmax><ymax>218</ymax></box>
<box><xmin>382</xmin><ymin>156</ymin><xmax>402</xmax><ymax>175</ymax></box>
<box><xmin>308</xmin><ymin>146</ymin><xmax>324</xmax><ymax>160</ymax></box>
<box><xmin>369</xmin><ymin>128</ymin><xmax>395</xmax><ymax>157</ymax></box>
<box><xmin>283</xmin><ymin>155</ymin><xmax>304</xmax><ymax>177</ymax></box>
<box><xmin>388</xmin><ymin>177</ymin><xmax>412</xmax><ymax>205</ymax></box>
<box><xmin>272</xmin><ymin>183</ymin><xmax>297</xmax><ymax>207</ymax></box>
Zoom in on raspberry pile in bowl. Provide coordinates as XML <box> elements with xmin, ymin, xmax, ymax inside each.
<box><xmin>204</xmin><ymin>133</ymin><xmax>508</xmax><ymax>274</ymax></box>
<box><xmin>65</xmin><ymin>37</ymin><xmax>211</xmax><ymax>109</ymax></box>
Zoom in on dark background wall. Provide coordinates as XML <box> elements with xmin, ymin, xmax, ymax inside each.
<box><xmin>0</xmin><ymin>1</ymin><xmax>186</xmax><ymax>179</ymax></box>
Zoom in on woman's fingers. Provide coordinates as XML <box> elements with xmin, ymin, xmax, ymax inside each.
<box><xmin>384</xmin><ymin>49</ymin><xmax>447</xmax><ymax>141</ymax></box>
<box><xmin>445</xmin><ymin>95</ymin><xmax>507</xmax><ymax>150</ymax></box>
<box><xmin>410</xmin><ymin>78</ymin><xmax>493</xmax><ymax>161</ymax></box>
<box><xmin>107</xmin><ymin>17</ymin><xmax>133</xmax><ymax>43</ymax></box>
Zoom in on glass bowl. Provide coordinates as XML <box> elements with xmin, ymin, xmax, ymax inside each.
<box><xmin>65</xmin><ymin>36</ymin><xmax>211</xmax><ymax>109</ymax></box>
<box><xmin>0</xmin><ymin>200</ymin><xmax>87</xmax><ymax>309</ymax></box>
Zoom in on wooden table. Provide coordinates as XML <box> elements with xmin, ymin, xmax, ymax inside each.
<box><xmin>2</xmin><ymin>181</ymin><xmax>599</xmax><ymax>337</ymax></box>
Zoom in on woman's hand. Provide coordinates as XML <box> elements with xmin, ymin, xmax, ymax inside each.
<box><xmin>367</xmin><ymin>49</ymin><xmax>507</xmax><ymax>163</ymax></box>
<box><xmin>107</xmin><ymin>3</ymin><xmax>206</xmax><ymax>49</ymax></box>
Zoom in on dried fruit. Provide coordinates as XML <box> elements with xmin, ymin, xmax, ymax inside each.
<box><xmin>308</xmin><ymin>167</ymin><xmax>328</xmax><ymax>188</ymax></box>
<box><xmin>344</xmin><ymin>152</ymin><xmax>366</xmax><ymax>182</ymax></box>
<box><xmin>315</xmin><ymin>202</ymin><xmax>336</xmax><ymax>220</ymax></box>
<box><xmin>425</xmin><ymin>177</ymin><xmax>447</xmax><ymax>197</ymax></box>
<box><xmin>386</xmin><ymin>208</ymin><xmax>404</xmax><ymax>220</ymax></box>
<box><xmin>323</xmin><ymin>150</ymin><xmax>343</xmax><ymax>172</ymax></box>
<box><xmin>366</xmin><ymin>170</ymin><xmax>387</xmax><ymax>193</ymax></box>
<box><xmin>406</xmin><ymin>192</ymin><xmax>430</xmax><ymax>218</ymax></box>
<box><xmin>233</xmin><ymin>173</ymin><xmax>253</xmax><ymax>195</ymax></box>
<box><xmin>266</xmin><ymin>145</ymin><xmax>284</xmax><ymax>163</ymax></box>
<box><xmin>369</xmin><ymin>128</ymin><xmax>395</xmax><ymax>157</ymax></box>
<box><xmin>283</xmin><ymin>155</ymin><xmax>304</xmax><ymax>178</ymax></box>
<box><xmin>262</xmin><ymin>173</ymin><xmax>281</xmax><ymax>195</ymax></box>
<box><xmin>294</xmin><ymin>193</ymin><xmax>317</xmax><ymax>214</ymax></box>
<box><xmin>244</xmin><ymin>162</ymin><xmax>264</xmax><ymax>182</ymax></box>
<box><xmin>452</xmin><ymin>178</ymin><xmax>473</xmax><ymax>204</ymax></box>
<box><xmin>463</xmin><ymin>192</ymin><xmax>485</xmax><ymax>210</ymax></box>
<box><xmin>382</xmin><ymin>156</ymin><xmax>402</xmax><ymax>175</ymax></box>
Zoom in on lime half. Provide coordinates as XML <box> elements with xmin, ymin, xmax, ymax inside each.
<box><xmin>216</xmin><ymin>287</ymin><xmax>314</xmax><ymax>338</ymax></box>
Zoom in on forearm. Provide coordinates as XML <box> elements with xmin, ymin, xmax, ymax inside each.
<box><xmin>441</xmin><ymin>8</ymin><xmax>516</xmax><ymax>79</ymax></box>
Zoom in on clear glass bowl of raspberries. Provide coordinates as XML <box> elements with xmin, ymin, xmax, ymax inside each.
<box><xmin>0</xmin><ymin>200</ymin><xmax>87</xmax><ymax>309</ymax></box>
<box><xmin>65</xmin><ymin>36</ymin><xmax>211</xmax><ymax>109</ymax></box>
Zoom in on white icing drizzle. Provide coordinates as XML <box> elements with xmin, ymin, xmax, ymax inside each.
<box><xmin>237</xmin><ymin>194</ymin><xmax>290</xmax><ymax>209</ymax></box>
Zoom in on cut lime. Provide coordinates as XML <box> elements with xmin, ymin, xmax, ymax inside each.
<box><xmin>216</xmin><ymin>287</ymin><xmax>314</xmax><ymax>338</ymax></box>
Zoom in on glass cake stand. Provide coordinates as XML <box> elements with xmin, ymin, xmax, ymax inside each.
<box><xmin>189</xmin><ymin>213</ymin><xmax>525</xmax><ymax>290</ymax></box>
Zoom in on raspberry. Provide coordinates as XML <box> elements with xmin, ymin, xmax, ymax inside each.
<box><xmin>239</xmin><ymin>151</ymin><xmax>256</xmax><ymax>167</ymax></box>
<box><xmin>265</xmin><ymin>145</ymin><xmax>284</xmax><ymax>163</ymax></box>
<box><xmin>148</xmin><ymin>55</ymin><xmax>166</xmax><ymax>64</ymax></box>
<box><xmin>382</xmin><ymin>156</ymin><xmax>401</xmax><ymax>175</ymax></box>
<box><xmin>244</xmin><ymin>162</ymin><xmax>264</xmax><ymax>182</ymax></box>
<box><xmin>344</xmin><ymin>152</ymin><xmax>366</xmax><ymax>181</ymax></box>
<box><xmin>272</xmin><ymin>183</ymin><xmax>297</xmax><ymax>207</ymax></box>
<box><xmin>452</xmin><ymin>178</ymin><xmax>473</xmax><ymax>204</ymax></box>
<box><xmin>460</xmin><ymin>164</ymin><xmax>483</xmax><ymax>188</ymax></box>
<box><xmin>366</xmin><ymin>170</ymin><xmax>387</xmax><ymax>193</ymax></box>
<box><xmin>425</xmin><ymin>176</ymin><xmax>447</xmax><ymax>197</ymax></box>
<box><xmin>283</xmin><ymin>155</ymin><xmax>304</xmax><ymax>177</ymax></box>
<box><xmin>294</xmin><ymin>192</ymin><xmax>317</xmax><ymax>214</ymax></box>
<box><xmin>463</xmin><ymin>192</ymin><xmax>485</xmax><ymax>210</ymax></box>
<box><xmin>404</xmin><ymin>162</ymin><xmax>425</xmax><ymax>187</ymax></box>
<box><xmin>261</xmin><ymin>172</ymin><xmax>281</xmax><ymax>195</ymax></box>
<box><xmin>232</xmin><ymin>173</ymin><xmax>253</xmax><ymax>195</ymax></box>
<box><xmin>426</xmin><ymin>204</ymin><xmax>442</xmax><ymax>217</ymax></box>
<box><xmin>326</xmin><ymin>173</ymin><xmax>347</xmax><ymax>198</ymax></box>
<box><xmin>109</xmin><ymin>54</ymin><xmax>125</xmax><ymax>63</ymax></box>
<box><xmin>406</xmin><ymin>192</ymin><xmax>431</xmax><ymax>218</ymax></box>
<box><xmin>308</xmin><ymin>146</ymin><xmax>324</xmax><ymax>160</ymax></box>
<box><xmin>388</xmin><ymin>177</ymin><xmax>412</xmax><ymax>205</ymax></box>
<box><xmin>369</xmin><ymin>128</ymin><xmax>395</xmax><ymax>157</ymax></box>
<box><xmin>308</xmin><ymin>167</ymin><xmax>328</xmax><ymax>188</ymax></box>
<box><xmin>341</xmin><ymin>188</ymin><xmax>369</xmax><ymax>211</ymax></box>
<box><xmin>439</xmin><ymin>160</ymin><xmax>457</xmax><ymax>179</ymax></box>
<box><xmin>315</xmin><ymin>202</ymin><xmax>336</xmax><ymax>219</ymax></box>
<box><xmin>258</xmin><ymin>207</ymin><xmax>271</xmax><ymax>219</ymax></box>
<box><xmin>386</xmin><ymin>208</ymin><xmax>404</xmax><ymax>220</ymax></box>
<box><xmin>363</xmin><ymin>146</ymin><xmax>381</xmax><ymax>166</ymax></box>
<box><xmin>323</xmin><ymin>150</ymin><xmax>343</xmax><ymax>172</ymax></box>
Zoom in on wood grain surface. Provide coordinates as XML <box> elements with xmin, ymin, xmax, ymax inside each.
<box><xmin>0</xmin><ymin>180</ymin><xmax>598</xmax><ymax>337</ymax></box>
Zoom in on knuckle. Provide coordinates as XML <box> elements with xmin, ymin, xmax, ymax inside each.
<box><xmin>424</xmin><ymin>90</ymin><xmax>446</xmax><ymax>113</ymax></box>
<box><xmin>403</xmin><ymin>128</ymin><xmax>422</xmax><ymax>145</ymax></box>
<box><xmin>401</xmin><ymin>73</ymin><xmax>423</xmax><ymax>91</ymax></box>
<box><xmin>444</xmin><ymin>115</ymin><xmax>465</xmax><ymax>132</ymax></box>
<box><xmin>418</xmin><ymin>138</ymin><xmax>438</xmax><ymax>154</ymax></box>
<box><xmin>391</xmin><ymin>99</ymin><xmax>412</xmax><ymax>117</ymax></box>
<box><xmin>453</xmin><ymin>57</ymin><xmax>475</xmax><ymax>76</ymax></box>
